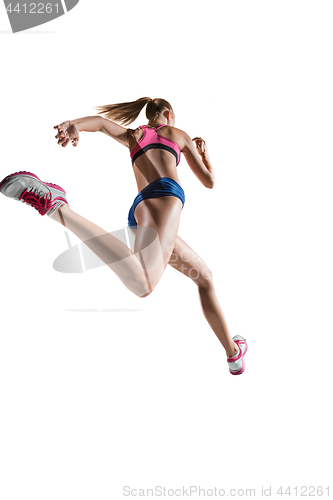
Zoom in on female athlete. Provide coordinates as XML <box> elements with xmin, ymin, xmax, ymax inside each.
<box><xmin>0</xmin><ymin>97</ymin><xmax>247</xmax><ymax>375</ymax></box>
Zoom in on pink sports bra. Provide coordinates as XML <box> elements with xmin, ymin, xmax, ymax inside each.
<box><xmin>130</xmin><ymin>124</ymin><xmax>181</xmax><ymax>166</ymax></box>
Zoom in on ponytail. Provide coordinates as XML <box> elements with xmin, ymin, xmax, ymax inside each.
<box><xmin>96</xmin><ymin>97</ymin><xmax>173</xmax><ymax>126</ymax></box>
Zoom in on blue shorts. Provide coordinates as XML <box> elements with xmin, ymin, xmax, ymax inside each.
<box><xmin>128</xmin><ymin>177</ymin><xmax>185</xmax><ymax>228</ymax></box>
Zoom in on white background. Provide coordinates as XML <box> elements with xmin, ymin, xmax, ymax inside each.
<box><xmin>0</xmin><ymin>1</ymin><xmax>332</xmax><ymax>499</ymax></box>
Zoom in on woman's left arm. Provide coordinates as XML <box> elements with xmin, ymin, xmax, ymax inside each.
<box><xmin>98</xmin><ymin>117</ymin><xmax>129</xmax><ymax>147</ymax></box>
<box><xmin>54</xmin><ymin>116</ymin><xmax>129</xmax><ymax>147</ymax></box>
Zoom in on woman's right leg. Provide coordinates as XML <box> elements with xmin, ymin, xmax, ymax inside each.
<box><xmin>168</xmin><ymin>235</ymin><xmax>238</xmax><ymax>358</ymax></box>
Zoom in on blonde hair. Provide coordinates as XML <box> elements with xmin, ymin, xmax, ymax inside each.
<box><xmin>96</xmin><ymin>97</ymin><xmax>174</xmax><ymax>126</ymax></box>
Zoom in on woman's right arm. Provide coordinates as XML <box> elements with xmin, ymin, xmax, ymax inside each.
<box><xmin>181</xmin><ymin>133</ymin><xmax>215</xmax><ymax>188</ymax></box>
<box><xmin>54</xmin><ymin>116</ymin><xmax>129</xmax><ymax>147</ymax></box>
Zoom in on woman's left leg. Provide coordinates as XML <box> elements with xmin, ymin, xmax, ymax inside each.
<box><xmin>168</xmin><ymin>235</ymin><xmax>238</xmax><ymax>358</ymax></box>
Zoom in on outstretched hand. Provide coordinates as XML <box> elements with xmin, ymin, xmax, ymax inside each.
<box><xmin>192</xmin><ymin>137</ymin><xmax>208</xmax><ymax>156</ymax></box>
<box><xmin>54</xmin><ymin>121</ymin><xmax>79</xmax><ymax>147</ymax></box>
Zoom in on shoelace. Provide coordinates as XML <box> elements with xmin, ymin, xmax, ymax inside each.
<box><xmin>19</xmin><ymin>187</ymin><xmax>53</xmax><ymax>216</ymax></box>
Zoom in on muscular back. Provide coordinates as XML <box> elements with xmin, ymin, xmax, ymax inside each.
<box><xmin>127</xmin><ymin>125</ymin><xmax>186</xmax><ymax>192</ymax></box>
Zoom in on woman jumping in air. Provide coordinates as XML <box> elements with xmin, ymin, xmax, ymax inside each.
<box><xmin>0</xmin><ymin>97</ymin><xmax>248</xmax><ymax>375</ymax></box>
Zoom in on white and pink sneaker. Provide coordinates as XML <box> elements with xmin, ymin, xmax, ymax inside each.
<box><xmin>227</xmin><ymin>335</ymin><xmax>248</xmax><ymax>375</ymax></box>
<box><xmin>0</xmin><ymin>171</ymin><xmax>68</xmax><ymax>217</ymax></box>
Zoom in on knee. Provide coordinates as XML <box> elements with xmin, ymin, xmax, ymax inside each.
<box><xmin>123</xmin><ymin>264</ymin><xmax>159</xmax><ymax>297</ymax></box>
<box><xmin>138</xmin><ymin>289</ymin><xmax>154</xmax><ymax>298</ymax></box>
<box><xmin>121</xmin><ymin>274</ymin><xmax>152</xmax><ymax>298</ymax></box>
<box><xmin>196</xmin><ymin>267</ymin><xmax>213</xmax><ymax>289</ymax></box>
<box><xmin>129</xmin><ymin>279</ymin><xmax>155</xmax><ymax>298</ymax></box>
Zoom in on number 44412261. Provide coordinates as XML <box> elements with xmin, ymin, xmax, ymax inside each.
<box><xmin>6</xmin><ymin>3</ymin><xmax>60</xmax><ymax>14</ymax></box>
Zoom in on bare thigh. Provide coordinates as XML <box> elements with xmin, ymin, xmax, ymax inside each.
<box><xmin>132</xmin><ymin>196</ymin><xmax>182</xmax><ymax>291</ymax></box>
<box><xmin>168</xmin><ymin>235</ymin><xmax>213</xmax><ymax>288</ymax></box>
